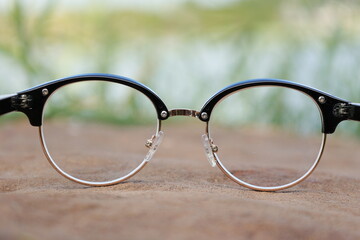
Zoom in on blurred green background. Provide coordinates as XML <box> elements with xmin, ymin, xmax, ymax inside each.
<box><xmin>0</xmin><ymin>0</ymin><xmax>360</xmax><ymax>135</ymax></box>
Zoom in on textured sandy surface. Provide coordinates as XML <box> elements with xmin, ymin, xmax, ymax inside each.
<box><xmin>0</xmin><ymin>121</ymin><xmax>359</xmax><ymax>240</ymax></box>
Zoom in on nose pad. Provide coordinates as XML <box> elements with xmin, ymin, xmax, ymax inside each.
<box><xmin>201</xmin><ymin>134</ymin><xmax>218</xmax><ymax>167</ymax></box>
<box><xmin>144</xmin><ymin>131</ymin><xmax>164</xmax><ymax>162</ymax></box>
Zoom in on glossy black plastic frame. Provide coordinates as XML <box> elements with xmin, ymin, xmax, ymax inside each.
<box><xmin>1</xmin><ymin>73</ymin><xmax>360</xmax><ymax>134</ymax></box>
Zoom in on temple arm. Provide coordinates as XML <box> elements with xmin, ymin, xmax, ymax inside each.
<box><xmin>349</xmin><ymin>103</ymin><xmax>360</xmax><ymax>121</ymax></box>
<box><xmin>0</xmin><ymin>94</ymin><xmax>16</xmax><ymax>116</ymax></box>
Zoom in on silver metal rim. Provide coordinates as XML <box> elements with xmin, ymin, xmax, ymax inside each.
<box><xmin>39</xmin><ymin>120</ymin><xmax>162</xmax><ymax>187</ymax></box>
<box><xmin>212</xmin><ymin>132</ymin><xmax>327</xmax><ymax>191</ymax></box>
<box><xmin>206</xmin><ymin>118</ymin><xmax>327</xmax><ymax>191</ymax></box>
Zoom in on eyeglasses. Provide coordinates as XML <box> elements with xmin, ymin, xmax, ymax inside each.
<box><xmin>1</xmin><ymin>74</ymin><xmax>359</xmax><ymax>191</ymax></box>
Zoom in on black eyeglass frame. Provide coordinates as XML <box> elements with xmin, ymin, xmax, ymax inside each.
<box><xmin>2</xmin><ymin>74</ymin><xmax>360</xmax><ymax>133</ymax></box>
<box><xmin>1</xmin><ymin>73</ymin><xmax>359</xmax><ymax>191</ymax></box>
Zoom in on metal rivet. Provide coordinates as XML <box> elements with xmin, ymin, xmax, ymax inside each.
<box><xmin>201</xmin><ymin>112</ymin><xmax>208</xmax><ymax>120</ymax></box>
<box><xmin>318</xmin><ymin>96</ymin><xmax>326</xmax><ymax>104</ymax></box>
<box><xmin>161</xmin><ymin>111</ymin><xmax>168</xmax><ymax>118</ymax></box>
<box><xmin>42</xmin><ymin>88</ymin><xmax>49</xmax><ymax>96</ymax></box>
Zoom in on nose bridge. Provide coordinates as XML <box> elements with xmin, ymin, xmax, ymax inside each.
<box><xmin>169</xmin><ymin>109</ymin><xmax>200</xmax><ymax>118</ymax></box>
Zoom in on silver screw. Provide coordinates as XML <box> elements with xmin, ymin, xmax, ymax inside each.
<box><xmin>318</xmin><ymin>96</ymin><xmax>326</xmax><ymax>104</ymax></box>
<box><xmin>42</xmin><ymin>88</ymin><xmax>49</xmax><ymax>96</ymax></box>
<box><xmin>211</xmin><ymin>144</ymin><xmax>219</xmax><ymax>153</ymax></box>
<box><xmin>161</xmin><ymin>111</ymin><xmax>168</xmax><ymax>118</ymax></box>
<box><xmin>201</xmin><ymin>112</ymin><xmax>208</xmax><ymax>120</ymax></box>
<box><xmin>145</xmin><ymin>139</ymin><xmax>153</xmax><ymax>148</ymax></box>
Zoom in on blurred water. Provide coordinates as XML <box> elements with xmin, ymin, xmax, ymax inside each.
<box><xmin>1</xmin><ymin>40</ymin><xmax>359</xmax><ymax>102</ymax></box>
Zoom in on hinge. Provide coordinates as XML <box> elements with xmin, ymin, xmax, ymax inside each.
<box><xmin>11</xmin><ymin>94</ymin><xmax>33</xmax><ymax>110</ymax></box>
<box><xmin>333</xmin><ymin>103</ymin><xmax>354</xmax><ymax>118</ymax></box>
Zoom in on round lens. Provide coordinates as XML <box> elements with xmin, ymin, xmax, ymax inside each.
<box><xmin>41</xmin><ymin>80</ymin><xmax>158</xmax><ymax>184</ymax></box>
<box><xmin>209</xmin><ymin>86</ymin><xmax>324</xmax><ymax>189</ymax></box>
